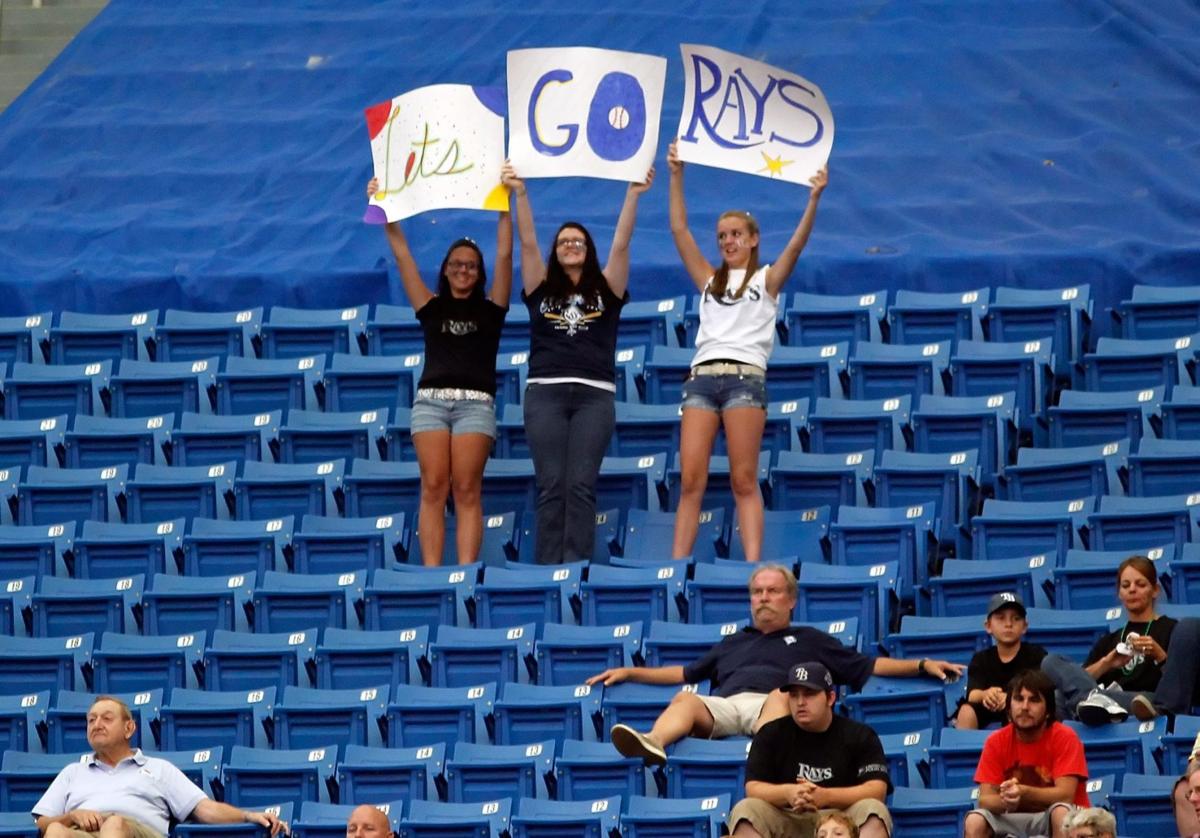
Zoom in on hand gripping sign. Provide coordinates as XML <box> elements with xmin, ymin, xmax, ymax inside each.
<box><xmin>507</xmin><ymin>46</ymin><xmax>667</xmax><ymax>182</ymax></box>
<box><xmin>364</xmin><ymin>84</ymin><xmax>509</xmax><ymax>224</ymax></box>
<box><xmin>675</xmin><ymin>44</ymin><xmax>834</xmax><ymax>186</ymax></box>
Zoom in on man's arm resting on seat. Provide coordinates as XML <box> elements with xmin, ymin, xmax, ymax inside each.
<box><xmin>191</xmin><ymin>799</ymin><xmax>288</xmax><ymax>835</ymax></box>
<box><xmin>871</xmin><ymin>656</ymin><xmax>964</xmax><ymax>681</ymax></box>
<box><xmin>585</xmin><ymin>665</ymin><xmax>685</xmax><ymax>687</ymax></box>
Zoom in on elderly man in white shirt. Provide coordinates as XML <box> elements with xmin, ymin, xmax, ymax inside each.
<box><xmin>33</xmin><ymin>696</ymin><xmax>286</xmax><ymax>838</ymax></box>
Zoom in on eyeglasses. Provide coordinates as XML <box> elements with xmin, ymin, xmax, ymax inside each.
<box><xmin>447</xmin><ymin>260</ymin><xmax>480</xmax><ymax>272</ymax></box>
<box><xmin>556</xmin><ymin>238</ymin><xmax>587</xmax><ymax>250</ymax></box>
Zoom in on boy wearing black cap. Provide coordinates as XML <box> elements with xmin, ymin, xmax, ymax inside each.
<box><xmin>956</xmin><ymin>592</ymin><xmax>1048</xmax><ymax>730</ymax></box>
<box><xmin>729</xmin><ymin>662</ymin><xmax>892</xmax><ymax>838</ymax></box>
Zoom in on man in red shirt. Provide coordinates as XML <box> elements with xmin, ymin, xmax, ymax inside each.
<box><xmin>965</xmin><ymin>669</ymin><xmax>1089</xmax><ymax>838</ymax></box>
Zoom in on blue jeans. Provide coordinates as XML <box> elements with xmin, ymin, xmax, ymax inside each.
<box><xmin>1043</xmin><ymin>618</ymin><xmax>1200</xmax><ymax>716</ymax></box>
<box><xmin>523</xmin><ymin>383</ymin><xmax>615</xmax><ymax>565</ymax></box>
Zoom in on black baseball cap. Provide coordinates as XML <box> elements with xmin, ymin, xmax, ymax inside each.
<box><xmin>986</xmin><ymin>591</ymin><xmax>1026</xmax><ymax>619</ymax></box>
<box><xmin>779</xmin><ymin>662</ymin><xmax>834</xmax><ymax>692</ymax></box>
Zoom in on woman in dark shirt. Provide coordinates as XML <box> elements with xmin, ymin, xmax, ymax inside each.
<box><xmin>500</xmin><ymin>161</ymin><xmax>653</xmax><ymax>564</ymax></box>
<box><xmin>367</xmin><ymin>178</ymin><xmax>512</xmax><ymax>566</ymax></box>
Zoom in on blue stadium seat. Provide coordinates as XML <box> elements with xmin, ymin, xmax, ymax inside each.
<box><xmin>601</xmin><ymin>682</ymin><xmax>710</xmax><ymax>742</ymax></box>
<box><xmin>474</xmin><ymin>563</ymin><xmax>582</xmax><ymax>630</ymax></box>
<box><xmin>183</xmin><ymin>517</ymin><xmax>291</xmax><ymax>578</ymax></box>
<box><xmin>0</xmin><ymin>633</ymin><xmax>94</xmax><ymax>697</ymax></box>
<box><xmin>386</xmin><ymin>682</ymin><xmax>496</xmax><ymax>748</ymax></box>
<box><xmin>324</xmin><ymin>352</ymin><xmax>421</xmax><ymax>413</ymax></box>
<box><xmin>1156</xmin><ymin>714</ymin><xmax>1200</xmax><ymax>773</ymax></box>
<box><xmin>1055</xmin><ymin>547</ymin><xmax>1169</xmax><ymax>610</ymax></box>
<box><xmin>492</xmin><ymin>682</ymin><xmax>602</xmax><ymax>746</ymax></box>
<box><xmin>93</xmin><ymin>630</ymin><xmax>205</xmax><ymax>692</ymax></box>
<box><xmin>279</xmin><ymin>408</ymin><xmax>387</xmax><ymax>464</ymax></box>
<box><xmin>999</xmin><ymin>438</ymin><xmax>1127</xmax><ymax>503</ymax></box>
<box><xmin>174</xmin><ymin>802</ymin><xmax>295</xmax><ymax>838</ymax></box>
<box><xmin>383</xmin><ymin>408</ymin><xmax>414</xmax><ymax>461</ymax></box>
<box><xmin>664</xmin><ymin>737</ymin><xmax>749</xmax><ymax>801</ymax></box>
<box><xmin>110</xmin><ymin>359</ymin><xmax>217</xmax><ymax>419</ymax></box>
<box><xmin>1169</xmin><ymin>543</ymin><xmax>1200</xmax><ymax>604</ymax></box>
<box><xmin>293</xmin><ymin>513</ymin><xmax>405</xmax><ymax>574</ymax></box>
<box><xmin>223</xmin><ymin>743</ymin><xmax>338</xmax><ymax>808</ymax></box>
<box><xmin>171</xmin><ymin>410</ymin><xmax>281</xmax><ymax>467</ymax></box>
<box><xmin>410</xmin><ymin>511</ymin><xmax>517</xmax><ymax>568</ymax></box>
<box><xmin>4</xmin><ymin>360</ymin><xmax>111</xmax><ymax>422</ymax></box>
<box><xmin>363</xmin><ymin>566</ymin><xmax>473</xmax><ymax>631</ymax></box>
<box><xmin>765</xmin><ymin>342</ymin><xmax>849</xmax><ymax>407</ymax></box>
<box><xmin>50</xmin><ymin>310</ymin><xmax>156</xmax><ymax>365</ymax></box>
<box><xmin>926</xmin><ymin>556</ymin><xmax>1051</xmax><ymax>617</ymax></box>
<box><xmin>874</xmin><ymin>448</ymin><xmax>980</xmax><ymax>547</ymax></box>
<box><xmin>1087</xmin><ymin>492</ymin><xmax>1200</xmax><ymax>554</ymax></box>
<box><xmin>0</xmin><ymin>521</ymin><xmax>73</xmax><ymax>578</ymax></box>
<box><xmin>889</xmin><ymin>785</ymin><xmax>974</xmax><ymax>836</ymax></box>
<box><xmin>877</xmin><ymin>728</ymin><xmax>931</xmax><ymax>790</ymax></box>
<box><xmin>142</xmin><ymin>572</ymin><xmax>255</xmax><ymax>635</ymax></box>
<box><xmin>806</xmin><ymin>395</ymin><xmax>911</xmax><ymax>459</ymax></box>
<box><xmin>273</xmin><ymin>684</ymin><xmax>389</xmax><ymax>749</ymax></box>
<box><xmin>796</xmin><ymin>562</ymin><xmax>896</xmax><ymax>645</ymax></box>
<box><xmin>0</xmin><ymin>312</ymin><xmax>50</xmax><ymax>367</ymax></box>
<box><xmin>642</xmin><ymin>620</ymin><xmax>746</xmax><ymax>668</ymax></box>
<box><xmin>621</xmin><ymin>507</ymin><xmax>724</xmax><ymax>564</ymax></box>
<box><xmin>293</xmin><ymin>801</ymin><xmax>403</xmax><ymax>838</ymax></box>
<box><xmin>400</xmin><ymin>798</ymin><xmax>511</xmax><ymax>838</ymax></box>
<box><xmin>580</xmin><ymin>565</ymin><xmax>682</xmax><ymax>626</ymax></box>
<box><xmin>889</xmin><ymin>288</ymin><xmax>988</xmax><ymax>352</ymax></box>
<box><xmin>969</xmin><ymin>496</ymin><xmax>1092</xmax><ymax>565</ymax></box>
<box><xmin>32</xmin><ymin>574</ymin><xmax>143</xmax><ymax>637</ymax></box>
<box><xmin>554</xmin><ymin>738</ymin><xmax>643</xmax><ymax>801</ymax></box>
<box><xmin>156</xmin><ymin>308</ymin><xmax>261</xmax><ymax>363</ymax></box>
<box><xmin>782</xmin><ymin>289</ymin><xmax>886</xmax><ymax>353</ymax></box>
<box><xmin>911</xmin><ymin>391</ymin><xmax>1017</xmax><ymax>489</ymax></box>
<box><xmin>683</xmin><ymin>561</ymin><xmax>759</xmax><ymax>626</ymax></box>
<box><xmin>262</xmin><ymin>305</ymin><xmax>366</xmax><ymax>360</ymax></box>
<box><xmin>1081</xmin><ymin>334</ymin><xmax>1194</xmax><ymax>395</ymax></box>
<box><xmin>1023</xmin><ymin>606</ymin><xmax>1119</xmax><ymax>660</ymax></box>
<box><xmin>204</xmin><ymin>627</ymin><xmax>316</xmax><ymax>693</ymax></box>
<box><xmin>986</xmin><ymin>284</ymin><xmax>1091</xmax><ymax>379</ymax></box>
<box><xmin>0</xmin><ymin>574</ymin><xmax>33</xmax><ymax>635</ymax></box>
<box><xmin>0</xmin><ymin>690</ymin><xmax>48</xmax><ymax>753</ymax></box>
<box><xmin>883</xmin><ymin>615</ymin><xmax>989</xmax><ymax>666</ymax></box>
<box><xmin>315</xmin><ymin>626</ymin><xmax>428</xmax><ymax>691</ymax></box>
<box><xmin>141</xmin><ymin>747</ymin><xmax>223</xmax><ymax>798</ymax></box>
<box><xmin>158</xmin><ymin>686</ymin><xmax>275</xmax><ymax>751</ymax></box>
<box><xmin>429</xmin><ymin>623</ymin><xmax>536</xmax><ymax>688</ymax></box>
<box><xmin>343</xmin><ymin>459</ymin><xmax>421</xmax><ymax>521</ymax></box>
<box><xmin>495</xmin><ymin>350</ymin><xmax>530</xmax><ymax>412</ymax></box>
<box><xmin>667</xmin><ymin>451</ymin><xmax>767</xmax><ymax>520</ymax></box>
<box><xmin>510</xmin><ymin>795</ymin><xmax>621</xmax><ymax>838</ymax></box>
<box><xmin>619</xmin><ymin>794</ymin><xmax>730</xmax><ymax>838</ymax></box>
<box><xmin>0</xmin><ymin>750</ymin><xmax>83</xmax><ymax>813</ymax></box>
<box><xmin>252</xmin><ymin>569</ymin><xmax>362</xmax><ymax>632</ymax></box>
<box><xmin>1128</xmin><ymin>436</ymin><xmax>1200</xmax><ymax>497</ymax></box>
<box><xmin>236</xmin><ymin>459</ymin><xmax>345</xmax><ymax>520</ymax></box>
<box><xmin>1109</xmin><ymin>772</ymin><xmax>1179</xmax><ymax>838</ymax></box>
<box><xmin>0</xmin><ymin>415</ymin><xmax>66</xmax><ymax>469</ymax></box>
<box><xmin>338</xmin><ymin>742</ymin><xmax>445</xmax><ymax>804</ymax></box>
<box><xmin>535</xmin><ymin>622</ymin><xmax>642</xmax><ymax>688</ymax></box>
<box><xmin>1160</xmin><ymin>383</ymin><xmax>1200</xmax><ymax>440</ymax></box>
<box><xmin>609</xmin><ymin>402</ymin><xmax>680</xmax><ymax>458</ymax></box>
<box><xmin>1113</xmin><ymin>285</ymin><xmax>1200</xmax><ymax>341</ymax></box>
<box><xmin>848</xmin><ymin>339</ymin><xmax>949</xmax><ymax>403</ymax></box>
<box><xmin>365</xmin><ymin>305</ymin><xmax>424</xmax><ymax>358</ymax></box>
<box><xmin>45</xmin><ymin>688</ymin><xmax>162</xmax><ymax>754</ymax></box>
<box><xmin>618</xmin><ymin>296</ymin><xmax>686</xmax><ymax>349</ymax></box>
<box><xmin>768</xmin><ymin>449</ymin><xmax>873</xmax><ymax>512</ymax></box>
<box><xmin>643</xmin><ymin>346</ymin><xmax>697</xmax><ymax>405</ymax></box>
<box><xmin>950</xmin><ymin>337</ymin><xmax>1054</xmax><ymax>436</ymax></box>
<box><xmin>492</xmin><ymin>403</ymin><xmax>530</xmax><ymax>460</ymax></box>
<box><xmin>446</xmin><ymin>740</ymin><xmax>555</xmax><ymax>803</ymax></box>
<box><xmin>17</xmin><ymin>463</ymin><xmax>126</xmax><ymax>526</ymax></box>
<box><xmin>126</xmin><ymin>461</ymin><xmax>236</xmax><ymax>524</ymax></box>
<box><xmin>1047</xmin><ymin>386</ymin><xmax>1161</xmax><ymax>449</ymax></box>
<box><xmin>1064</xmin><ymin>717</ymin><xmax>1163</xmax><ymax>776</ymax></box>
<box><xmin>731</xmin><ymin>504</ymin><xmax>829</xmax><ymax>563</ymax></box>
<box><xmin>925</xmin><ymin>726</ymin><xmax>989</xmax><ymax>788</ymax></box>
<box><xmin>841</xmin><ymin>675</ymin><xmax>950</xmax><ymax>736</ymax></box>
<box><xmin>72</xmin><ymin>518</ymin><xmax>183</xmax><ymax>579</ymax></box>
<box><xmin>830</xmin><ymin>503</ymin><xmax>937</xmax><ymax>599</ymax></box>
<box><xmin>217</xmin><ymin>355</ymin><xmax>324</xmax><ymax>417</ymax></box>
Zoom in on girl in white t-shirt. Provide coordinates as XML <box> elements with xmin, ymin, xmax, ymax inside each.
<box><xmin>666</xmin><ymin>140</ymin><xmax>827</xmax><ymax>562</ymax></box>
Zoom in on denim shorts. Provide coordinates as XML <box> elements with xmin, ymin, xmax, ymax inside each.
<box><xmin>410</xmin><ymin>396</ymin><xmax>497</xmax><ymax>437</ymax></box>
<box><xmin>681</xmin><ymin>370</ymin><xmax>768</xmax><ymax>412</ymax></box>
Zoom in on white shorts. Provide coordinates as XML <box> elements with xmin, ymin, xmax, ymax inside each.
<box><xmin>699</xmin><ymin>691</ymin><xmax>769</xmax><ymax>738</ymax></box>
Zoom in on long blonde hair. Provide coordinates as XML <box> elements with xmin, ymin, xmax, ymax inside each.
<box><xmin>709</xmin><ymin>210</ymin><xmax>761</xmax><ymax>299</ymax></box>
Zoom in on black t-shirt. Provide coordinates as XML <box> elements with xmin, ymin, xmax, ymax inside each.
<box><xmin>1084</xmin><ymin>617</ymin><xmax>1177</xmax><ymax>693</ymax></box>
<box><xmin>966</xmin><ymin>642</ymin><xmax>1049</xmax><ymax>694</ymax></box>
<box><xmin>416</xmin><ymin>295</ymin><xmax>507</xmax><ymax>393</ymax></box>
<box><xmin>523</xmin><ymin>281</ymin><xmax>626</xmax><ymax>383</ymax></box>
<box><xmin>746</xmin><ymin>713</ymin><xmax>892</xmax><ymax>792</ymax></box>
<box><xmin>682</xmin><ymin>626</ymin><xmax>875</xmax><ymax>697</ymax></box>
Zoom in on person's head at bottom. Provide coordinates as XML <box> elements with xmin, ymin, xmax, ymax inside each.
<box><xmin>816</xmin><ymin>811</ymin><xmax>859</xmax><ymax>838</ymax></box>
<box><xmin>1061</xmin><ymin>807</ymin><xmax>1116</xmax><ymax>838</ymax></box>
<box><xmin>1189</xmin><ymin>765</ymin><xmax>1200</xmax><ymax>820</ymax></box>
<box><xmin>346</xmin><ymin>804</ymin><xmax>393</xmax><ymax>838</ymax></box>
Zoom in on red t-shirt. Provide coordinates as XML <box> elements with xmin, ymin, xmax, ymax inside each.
<box><xmin>974</xmin><ymin>722</ymin><xmax>1090</xmax><ymax>807</ymax></box>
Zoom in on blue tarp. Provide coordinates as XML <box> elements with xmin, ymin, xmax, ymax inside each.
<box><xmin>0</xmin><ymin>0</ymin><xmax>1197</xmax><ymax>318</ymax></box>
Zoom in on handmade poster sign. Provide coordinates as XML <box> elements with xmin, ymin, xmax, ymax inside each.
<box><xmin>363</xmin><ymin>83</ymin><xmax>508</xmax><ymax>223</ymax></box>
<box><xmin>675</xmin><ymin>44</ymin><xmax>834</xmax><ymax>185</ymax></box>
<box><xmin>507</xmin><ymin>46</ymin><xmax>666</xmax><ymax>182</ymax></box>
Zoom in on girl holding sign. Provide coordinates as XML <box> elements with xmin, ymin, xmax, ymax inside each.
<box><xmin>366</xmin><ymin>177</ymin><xmax>513</xmax><ymax>566</ymax></box>
<box><xmin>501</xmin><ymin>161</ymin><xmax>654</xmax><ymax>565</ymax></box>
<box><xmin>667</xmin><ymin>140</ymin><xmax>827</xmax><ymax>562</ymax></box>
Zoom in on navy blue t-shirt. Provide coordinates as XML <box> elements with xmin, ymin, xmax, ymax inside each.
<box><xmin>682</xmin><ymin>625</ymin><xmax>876</xmax><ymax>697</ymax></box>
<box><xmin>523</xmin><ymin>281</ymin><xmax>626</xmax><ymax>383</ymax></box>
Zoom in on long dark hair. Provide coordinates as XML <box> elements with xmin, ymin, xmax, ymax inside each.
<box><xmin>543</xmin><ymin>222</ymin><xmax>607</xmax><ymax>301</ymax></box>
<box><xmin>709</xmin><ymin>210</ymin><xmax>761</xmax><ymax>299</ymax></box>
<box><xmin>436</xmin><ymin>237</ymin><xmax>488</xmax><ymax>301</ymax></box>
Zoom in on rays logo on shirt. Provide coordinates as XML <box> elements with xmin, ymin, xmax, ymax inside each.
<box><xmin>795</xmin><ymin>763</ymin><xmax>833</xmax><ymax>782</ymax></box>
<box><xmin>703</xmin><ymin>281</ymin><xmax>762</xmax><ymax>306</ymax></box>
<box><xmin>540</xmin><ymin>293</ymin><xmax>605</xmax><ymax>336</ymax></box>
<box><xmin>441</xmin><ymin>319</ymin><xmax>479</xmax><ymax>336</ymax></box>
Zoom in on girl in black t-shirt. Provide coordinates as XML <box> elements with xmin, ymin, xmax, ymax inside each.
<box><xmin>500</xmin><ymin>161</ymin><xmax>653</xmax><ymax>564</ymax></box>
<box><xmin>366</xmin><ymin>178</ymin><xmax>512</xmax><ymax>566</ymax></box>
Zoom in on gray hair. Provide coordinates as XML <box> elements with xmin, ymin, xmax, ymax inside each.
<box><xmin>1062</xmin><ymin>807</ymin><xmax>1116</xmax><ymax>837</ymax></box>
<box><xmin>747</xmin><ymin>563</ymin><xmax>797</xmax><ymax>599</ymax></box>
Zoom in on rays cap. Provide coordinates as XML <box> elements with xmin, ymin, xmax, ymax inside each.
<box><xmin>986</xmin><ymin>591</ymin><xmax>1027</xmax><ymax>619</ymax></box>
<box><xmin>780</xmin><ymin>662</ymin><xmax>835</xmax><ymax>692</ymax></box>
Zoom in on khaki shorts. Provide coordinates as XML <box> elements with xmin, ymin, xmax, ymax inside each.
<box><xmin>729</xmin><ymin>796</ymin><xmax>893</xmax><ymax>838</ymax></box>
<box><xmin>699</xmin><ymin>691</ymin><xmax>769</xmax><ymax>738</ymax></box>
<box><xmin>57</xmin><ymin>814</ymin><xmax>163</xmax><ymax>838</ymax></box>
<box><xmin>966</xmin><ymin>802</ymin><xmax>1074</xmax><ymax>837</ymax></box>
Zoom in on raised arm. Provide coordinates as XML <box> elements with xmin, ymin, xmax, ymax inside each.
<box><xmin>501</xmin><ymin>161</ymin><xmax>545</xmax><ymax>295</ymax></box>
<box><xmin>490</xmin><ymin>203</ymin><xmax>514</xmax><ymax>308</ymax></box>
<box><xmin>602</xmin><ymin>166</ymin><xmax>655</xmax><ymax>298</ymax></box>
<box><xmin>668</xmin><ymin>140</ymin><xmax>714</xmax><ymax>289</ymax></box>
<box><xmin>764</xmin><ymin>166</ymin><xmax>828</xmax><ymax>297</ymax></box>
<box><xmin>367</xmin><ymin>178</ymin><xmax>434</xmax><ymax>311</ymax></box>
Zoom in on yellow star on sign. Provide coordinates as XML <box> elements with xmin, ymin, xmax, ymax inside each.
<box><xmin>758</xmin><ymin>151</ymin><xmax>795</xmax><ymax>178</ymax></box>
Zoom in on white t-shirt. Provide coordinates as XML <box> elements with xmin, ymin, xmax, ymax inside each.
<box><xmin>692</xmin><ymin>265</ymin><xmax>778</xmax><ymax>369</ymax></box>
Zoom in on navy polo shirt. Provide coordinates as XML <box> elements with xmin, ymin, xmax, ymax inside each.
<box><xmin>682</xmin><ymin>625</ymin><xmax>875</xmax><ymax>697</ymax></box>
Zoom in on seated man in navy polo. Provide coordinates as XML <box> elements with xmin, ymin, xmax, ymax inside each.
<box><xmin>587</xmin><ymin>563</ymin><xmax>963</xmax><ymax>765</ymax></box>
<box><xmin>33</xmin><ymin>696</ymin><xmax>287</xmax><ymax>838</ymax></box>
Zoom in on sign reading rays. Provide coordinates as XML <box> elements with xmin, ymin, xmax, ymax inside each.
<box><xmin>507</xmin><ymin>46</ymin><xmax>666</xmax><ymax>182</ymax></box>
<box><xmin>363</xmin><ymin>84</ymin><xmax>508</xmax><ymax>223</ymax></box>
<box><xmin>676</xmin><ymin>44</ymin><xmax>834</xmax><ymax>185</ymax></box>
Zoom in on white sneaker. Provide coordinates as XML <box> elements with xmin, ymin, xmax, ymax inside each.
<box><xmin>1076</xmin><ymin>689</ymin><xmax>1128</xmax><ymax>726</ymax></box>
<box><xmin>610</xmin><ymin>724</ymin><xmax>667</xmax><ymax>766</ymax></box>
